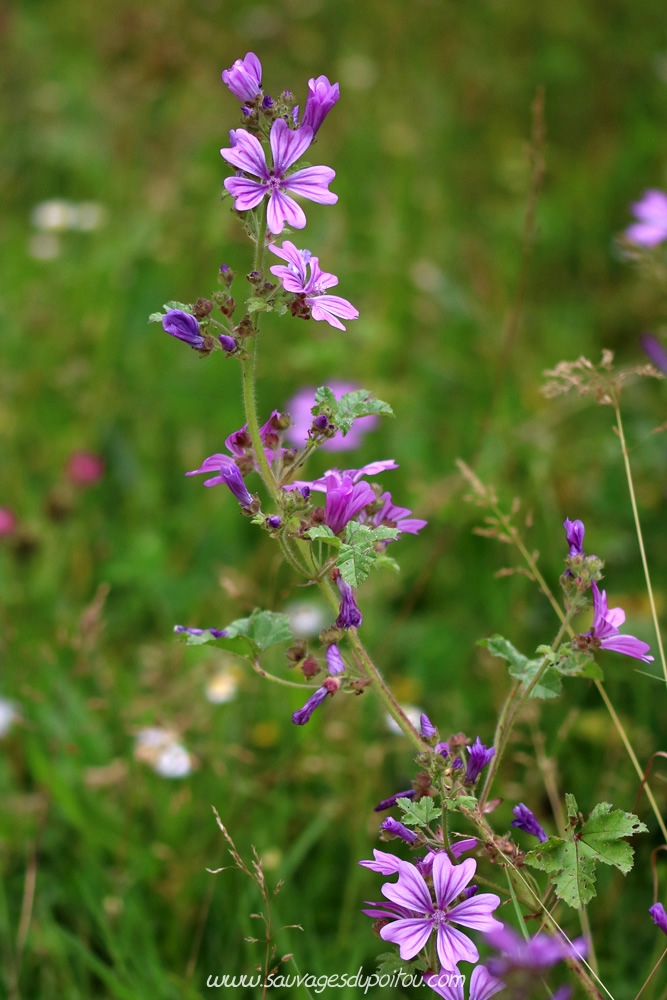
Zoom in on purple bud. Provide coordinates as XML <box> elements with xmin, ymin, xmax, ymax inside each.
<box><xmin>299</xmin><ymin>486</ymin><xmax>311</xmax><ymax>500</ymax></box>
<box><xmin>221</xmin><ymin>52</ymin><xmax>262</xmax><ymax>103</ymax></box>
<box><xmin>374</xmin><ymin>789</ymin><xmax>416</xmax><ymax>812</ymax></box>
<box><xmin>265</xmin><ymin>515</ymin><xmax>281</xmax><ymax>529</ymax></box>
<box><xmin>162</xmin><ymin>310</ymin><xmax>206</xmax><ymax>350</ymax></box>
<box><xmin>381</xmin><ymin>817</ymin><xmax>418</xmax><ymax>844</ymax></box>
<box><xmin>452</xmin><ymin>756</ymin><xmax>462</xmax><ymax>769</ymax></box>
<box><xmin>461</xmin><ymin>885</ymin><xmax>478</xmax><ymax>899</ymax></box>
<box><xmin>435</xmin><ymin>741</ymin><xmax>449</xmax><ymax>758</ymax></box>
<box><xmin>220</xmin><ymin>263</ymin><xmax>231</xmax><ymax>273</ymax></box>
<box><xmin>563</xmin><ymin>518</ymin><xmax>585</xmax><ymax>557</ymax></box>
<box><xmin>292</xmin><ymin>676</ymin><xmax>339</xmax><ymax>725</ymax></box>
<box><xmin>464</xmin><ymin>736</ymin><xmax>495</xmax><ymax>784</ymax></box>
<box><xmin>220</xmin><ymin>464</ymin><xmax>254</xmax><ymax>508</ymax></box>
<box><xmin>325</xmin><ymin>643</ymin><xmax>345</xmax><ymax>675</ymax></box>
<box><xmin>219</xmin><ymin>334</ymin><xmax>237</xmax><ymax>352</ymax></box>
<box><xmin>300</xmin><ymin>75</ymin><xmax>340</xmax><ymax>135</ymax></box>
<box><xmin>511</xmin><ymin>803</ymin><xmax>548</xmax><ymax>843</ymax></box>
<box><xmin>641</xmin><ymin>333</ymin><xmax>667</xmax><ymax>374</ymax></box>
<box><xmin>174</xmin><ymin>625</ymin><xmax>228</xmax><ymax>639</ymax></box>
<box><xmin>420</xmin><ymin>713</ymin><xmax>436</xmax><ymax>738</ymax></box>
<box><xmin>450</xmin><ymin>838</ymin><xmax>478</xmax><ymax>859</ymax></box>
<box><xmin>650</xmin><ymin>902</ymin><xmax>667</xmax><ymax>935</ymax></box>
<box><xmin>261</xmin><ymin>94</ymin><xmax>274</xmax><ymax>109</ymax></box>
<box><xmin>335</xmin><ymin>574</ymin><xmax>362</xmax><ymax>629</ymax></box>
<box><xmin>312</xmin><ymin>414</ymin><xmax>329</xmax><ymax>431</ymax></box>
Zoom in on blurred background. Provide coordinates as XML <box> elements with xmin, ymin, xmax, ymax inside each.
<box><xmin>2</xmin><ymin>0</ymin><xmax>667</xmax><ymax>996</ymax></box>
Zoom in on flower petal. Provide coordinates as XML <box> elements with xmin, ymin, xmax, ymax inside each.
<box><xmin>224</xmin><ymin>177</ymin><xmax>267</xmax><ymax>211</ymax></box>
<box><xmin>284</xmin><ymin>165</ymin><xmax>338</xmax><ymax>204</ymax></box>
<box><xmin>221</xmin><ymin>129</ymin><xmax>268</xmax><ymax>177</ymax></box>
<box><xmin>600</xmin><ymin>634</ymin><xmax>654</xmax><ymax>662</ymax></box>
<box><xmin>436</xmin><ymin>922</ymin><xmax>479</xmax><ymax>968</ymax></box>
<box><xmin>380</xmin><ymin>917</ymin><xmax>433</xmax><ymax>961</ymax></box>
<box><xmin>470</xmin><ymin>965</ymin><xmax>506</xmax><ymax>1000</ymax></box>
<box><xmin>447</xmin><ymin>893</ymin><xmax>503</xmax><ymax>932</ymax></box>
<box><xmin>308</xmin><ymin>295</ymin><xmax>359</xmax><ymax>330</ymax></box>
<box><xmin>382</xmin><ymin>864</ymin><xmax>432</xmax><ymax>913</ymax></box>
<box><xmin>432</xmin><ymin>853</ymin><xmax>476</xmax><ymax>909</ymax></box>
<box><xmin>267</xmin><ymin>190</ymin><xmax>306</xmax><ymax>235</ymax></box>
<box><xmin>270</xmin><ymin>118</ymin><xmax>313</xmax><ymax>173</ymax></box>
<box><xmin>423</xmin><ymin>970</ymin><xmax>464</xmax><ymax>1000</ymax></box>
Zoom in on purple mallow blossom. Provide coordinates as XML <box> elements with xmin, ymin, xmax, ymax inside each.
<box><xmin>511</xmin><ymin>803</ymin><xmax>548</xmax><ymax>843</ymax></box>
<box><xmin>220</xmin><ymin>464</ymin><xmax>254</xmax><ymax>508</ymax></box>
<box><xmin>563</xmin><ymin>518</ymin><xmax>585</xmax><ymax>557</ymax></box>
<box><xmin>221</xmin><ymin>119</ymin><xmax>337</xmax><ymax>236</ymax></box>
<box><xmin>582</xmin><ymin>579</ymin><xmax>654</xmax><ymax>663</ymax></box>
<box><xmin>292</xmin><ymin>460</ymin><xmax>399</xmax><ymax>494</ymax></box>
<box><xmin>363</xmin><ymin>851</ymin><xmax>502</xmax><ymax>969</ymax></box>
<box><xmin>325</xmin><ymin>643</ymin><xmax>345</xmax><ymax>675</ymax></box>
<box><xmin>374</xmin><ymin>789</ymin><xmax>416</xmax><ymax>812</ymax></box>
<box><xmin>650</xmin><ymin>902</ymin><xmax>667</xmax><ymax>935</ymax></box>
<box><xmin>641</xmin><ymin>333</ymin><xmax>667</xmax><ymax>374</ymax></box>
<box><xmin>285</xmin><ymin>382</ymin><xmax>378</xmax><ymax>452</ymax></box>
<box><xmin>162</xmin><ymin>310</ymin><xmax>206</xmax><ymax>350</ymax></box>
<box><xmin>292</xmin><ymin>676</ymin><xmax>339</xmax><ymax>725</ymax></box>
<box><xmin>335</xmin><ymin>574</ymin><xmax>363</xmax><ymax>629</ymax></box>
<box><xmin>219</xmin><ymin>334</ymin><xmax>237</xmax><ymax>352</ymax></box>
<box><xmin>358</xmin><ymin>849</ymin><xmax>405</xmax><ymax>875</ymax></box>
<box><xmin>362</xmin><ymin>491</ymin><xmax>428</xmax><ymax>538</ymax></box>
<box><xmin>185</xmin><ymin>453</ymin><xmax>236</xmax><ymax>487</ymax></box>
<box><xmin>381</xmin><ymin>817</ymin><xmax>418</xmax><ymax>844</ymax></box>
<box><xmin>421</xmin><ymin>714</ymin><xmax>436</xmax><ymax>738</ymax></box>
<box><xmin>464</xmin><ymin>737</ymin><xmax>496</xmax><ymax>784</ymax></box>
<box><xmin>269</xmin><ymin>241</ymin><xmax>358</xmax><ymax>330</ymax></box>
<box><xmin>221</xmin><ymin>52</ymin><xmax>262</xmax><ymax>102</ymax></box>
<box><xmin>625</xmin><ymin>189</ymin><xmax>667</xmax><ymax>247</ymax></box>
<box><xmin>424</xmin><ymin>965</ymin><xmax>505</xmax><ymax>1000</ymax></box>
<box><xmin>300</xmin><ymin>75</ymin><xmax>340</xmax><ymax>135</ymax></box>
<box><xmin>186</xmin><ymin>412</ymin><xmax>286</xmax><ymax>487</ymax></box>
<box><xmin>485</xmin><ymin>925</ymin><xmax>587</xmax><ymax>977</ymax></box>
<box><xmin>174</xmin><ymin>625</ymin><xmax>228</xmax><ymax>639</ymax></box>
<box><xmin>324</xmin><ymin>473</ymin><xmax>375</xmax><ymax>534</ymax></box>
<box><xmin>450</xmin><ymin>838</ymin><xmax>478</xmax><ymax>859</ymax></box>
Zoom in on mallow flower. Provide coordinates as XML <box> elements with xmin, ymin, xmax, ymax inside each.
<box><xmin>625</xmin><ymin>189</ymin><xmax>667</xmax><ymax>247</ymax></box>
<box><xmin>424</xmin><ymin>964</ymin><xmax>505</xmax><ymax>1000</ymax></box>
<box><xmin>511</xmin><ymin>803</ymin><xmax>548</xmax><ymax>843</ymax></box>
<box><xmin>485</xmin><ymin>925</ymin><xmax>587</xmax><ymax>976</ymax></box>
<box><xmin>641</xmin><ymin>333</ymin><xmax>667</xmax><ymax>374</ymax></box>
<box><xmin>323</xmin><ymin>473</ymin><xmax>375</xmax><ymax>534</ymax></box>
<box><xmin>285</xmin><ymin>382</ymin><xmax>378</xmax><ymax>452</ymax></box>
<box><xmin>300</xmin><ymin>75</ymin><xmax>340</xmax><ymax>135</ymax></box>
<box><xmin>583</xmin><ymin>580</ymin><xmax>654</xmax><ymax>663</ymax></box>
<box><xmin>162</xmin><ymin>310</ymin><xmax>206</xmax><ymax>350</ymax></box>
<box><xmin>362</xmin><ymin>851</ymin><xmax>502</xmax><ymax>969</ymax></box>
<box><xmin>221</xmin><ymin>52</ymin><xmax>262</xmax><ymax>103</ymax></box>
<box><xmin>563</xmin><ymin>518</ymin><xmax>585</xmax><ymax>557</ymax></box>
<box><xmin>269</xmin><ymin>241</ymin><xmax>358</xmax><ymax>330</ymax></box>
<box><xmin>649</xmin><ymin>902</ymin><xmax>667</xmax><ymax>935</ymax></box>
<box><xmin>221</xmin><ymin>119</ymin><xmax>337</xmax><ymax>235</ymax></box>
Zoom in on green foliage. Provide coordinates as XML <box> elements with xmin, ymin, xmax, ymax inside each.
<box><xmin>313</xmin><ymin>387</ymin><xmax>394</xmax><ymax>436</ymax></box>
<box><xmin>397</xmin><ymin>796</ymin><xmax>441</xmax><ymax>827</ymax></box>
<box><xmin>536</xmin><ymin>644</ymin><xmax>604</xmax><ymax>680</ymax></box>
<box><xmin>148</xmin><ymin>301</ymin><xmax>192</xmax><ymax>322</ymax></box>
<box><xmin>478</xmin><ymin>635</ymin><xmax>562</xmax><ymax>699</ymax></box>
<box><xmin>336</xmin><ymin>523</ymin><xmax>399</xmax><ymax>587</ymax></box>
<box><xmin>525</xmin><ymin>794</ymin><xmax>647</xmax><ymax>909</ymax></box>
<box><xmin>179</xmin><ymin>609</ymin><xmax>293</xmax><ymax>658</ymax></box>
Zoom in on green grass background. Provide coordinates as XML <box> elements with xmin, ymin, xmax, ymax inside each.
<box><xmin>1</xmin><ymin>0</ymin><xmax>667</xmax><ymax>996</ymax></box>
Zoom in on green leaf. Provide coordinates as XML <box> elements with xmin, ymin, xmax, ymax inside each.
<box><xmin>148</xmin><ymin>312</ymin><xmax>165</xmax><ymax>324</ymax></box>
<box><xmin>477</xmin><ymin>636</ymin><xmax>561</xmax><ymax>699</ymax></box>
<box><xmin>246</xmin><ymin>296</ymin><xmax>273</xmax><ymax>314</ymax></box>
<box><xmin>305</xmin><ymin>525</ymin><xmax>341</xmax><ymax>547</ymax></box>
<box><xmin>180</xmin><ymin>609</ymin><xmax>293</xmax><ymax>658</ymax></box>
<box><xmin>336</xmin><ymin>523</ymin><xmax>399</xmax><ymax>588</ymax></box>
<box><xmin>538</xmin><ymin>645</ymin><xmax>602</xmax><ymax>680</ymax></box>
<box><xmin>397</xmin><ymin>796</ymin><xmax>441</xmax><ymax>826</ymax></box>
<box><xmin>525</xmin><ymin>797</ymin><xmax>647</xmax><ymax>909</ymax></box>
<box><xmin>163</xmin><ymin>300</ymin><xmax>192</xmax><ymax>312</ymax></box>
<box><xmin>312</xmin><ymin>387</ymin><xmax>394</xmax><ymax>436</ymax></box>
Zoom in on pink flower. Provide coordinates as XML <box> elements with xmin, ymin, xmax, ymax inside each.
<box><xmin>221</xmin><ymin>52</ymin><xmax>262</xmax><ymax>103</ymax></box>
<box><xmin>626</xmin><ymin>190</ymin><xmax>667</xmax><ymax>247</ymax></box>
<box><xmin>269</xmin><ymin>241</ymin><xmax>358</xmax><ymax>330</ymax></box>
<box><xmin>221</xmin><ymin>119</ymin><xmax>337</xmax><ymax>235</ymax></box>
<box><xmin>285</xmin><ymin>383</ymin><xmax>378</xmax><ymax>452</ymax></box>
<box><xmin>584</xmin><ymin>580</ymin><xmax>654</xmax><ymax>663</ymax></box>
<box><xmin>0</xmin><ymin>508</ymin><xmax>17</xmax><ymax>537</ymax></box>
<box><xmin>67</xmin><ymin>452</ymin><xmax>104</xmax><ymax>486</ymax></box>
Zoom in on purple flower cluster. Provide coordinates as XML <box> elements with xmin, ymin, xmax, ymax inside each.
<box><xmin>584</xmin><ymin>579</ymin><xmax>653</xmax><ymax>663</ymax></box>
<box><xmin>269</xmin><ymin>241</ymin><xmax>358</xmax><ymax>330</ymax></box>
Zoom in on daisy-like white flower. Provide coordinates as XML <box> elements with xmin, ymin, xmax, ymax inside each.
<box><xmin>269</xmin><ymin>241</ymin><xmax>358</xmax><ymax>330</ymax></box>
<box><xmin>363</xmin><ymin>851</ymin><xmax>502</xmax><ymax>969</ymax></box>
<box><xmin>221</xmin><ymin>119</ymin><xmax>337</xmax><ymax>235</ymax></box>
<box><xmin>583</xmin><ymin>579</ymin><xmax>654</xmax><ymax>663</ymax></box>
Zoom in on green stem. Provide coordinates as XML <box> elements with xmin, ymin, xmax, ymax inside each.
<box><xmin>613</xmin><ymin>397</ymin><xmax>667</xmax><ymax>685</ymax></box>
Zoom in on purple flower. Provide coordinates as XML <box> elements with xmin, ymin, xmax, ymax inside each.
<box><xmin>335</xmin><ymin>574</ymin><xmax>363</xmax><ymax>629</ymax></box>
<box><xmin>185</xmin><ymin>453</ymin><xmax>237</xmax><ymax>487</ymax></box>
<box><xmin>626</xmin><ymin>189</ymin><xmax>667</xmax><ymax>247</ymax></box>
<box><xmin>221</xmin><ymin>52</ymin><xmax>262</xmax><ymax>102</ymax></box>
<box><xmin>293</xmin><ymin>460</ymin><xmax>399</xmax><ymax>493</ymax></box>
<box><xmin>358</xmin><ymin>849</ymin><xmax>404</xmax><ymax>874</ymax></box>
<box><xmin>374</xmin><ymin>789</ymin><xmax>416</xmax><ymax>812</ymax></box>
<box><xmin>301</xmin><ymin>75</ymin><xmax>340</xmax><ymax>135</ymax></box>
<box><xmin>421</xmin><ymin>714</ymin><xmax>436</xmax><ymax>738</ymax></box>
<box><xmin>220</xmin><ymin>464</ymin><xmax>255</xmax><ymax>508</ymax></box>
<box><xmin>221</xmin><ymin>119</ymin><xmax>337</xmax><ymax>236</ymax></box>
<box><xmin>324</xmin><ymin>473</ymin><xmax>375</xmax><ymax>534</ymax></box>
<box><xmin>424</xmin><ymin>965</ymin><xmax>505</xmax><ymax>1000</ymax></box>
<box><xmin>511</xmin><ymin>804</ymin><xmax>548</xmax><ymax>843</ymax></box>
<box><xmin>368</xmin><ymin>851</ymin><xmax>502</xmax><ymax>968</ymax></box>
<box><xmin>269</xmin><ymin>241</ymin><xmax>358</xmax><ymax>330</ymax></box>
<box><xmin>363</xmin><ymin>491</ymin><xmax>428</xmax><ymax>538</ymax></box>
<box><xmin>219</xmin><ymin>334</ymin><xmax>237</xmax><ymax>352</ymax></box>
<box><xmin>450</xmin><ymin>838</ymin><xmax>478</xmax><ymax>859</ymax></box>
<box><xmin>563</xmin><ymin>518</ymin><xmax>585</xmax><ymax>557</ymax></box>
<box><xmin>381</xmin><ymin>817</ymin><xmax>418</xmax><ymax>844</ymax></box>
<box><xmin>583</xmin><ymin>579</ymin><xmax>654</xmax><ymax>663</ymax></box>
<box><xmin>641</xmin><ymin>333</ymin><xmax>667</xmax><ymax>374</ymax></box>
<box><xmin>162</xmin><ymin>310</ymin><xmax>206</xmax><ymax>350</ymax></box>
<box><xmin>325</xmin><ymin>643</ymin><xmax>345</xmax><ymax>675</ymax></box>
<box><xmin>265</xmin><ymin>515</ymin><xmax>281</xmax><ymax>529</ymax></box>
<box><xmin>485</xmin><ymin>925</ymin><xmax>587</xmax><ymax>977</ymax></box>
<box><xmin>465</xmin><ymin>737</ymin><xmax>496</xmax><ymax>784</ymax></box>
<box><xmin>435</xmin><ymin>741</ymin><xmax>449</xmax><ymax>758</ymax></box>
<box><xmin>284</xmin><ymin>382</ymin><xmax>379</xmax><ymax>452</ymax></box>
<box><xmin>174</xmin><ymin>625</ymin><xmax>228</xmax><ymax>639</ymax></box>
<box><xmin>649</xmin><ymin>902</ymin><xmax>667</xmax><ymax>935</ymax></box>
<box><xmin>292</xmin><ymin>676</ymin><xmax>339</xmax><ymax>725</ymax></box>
